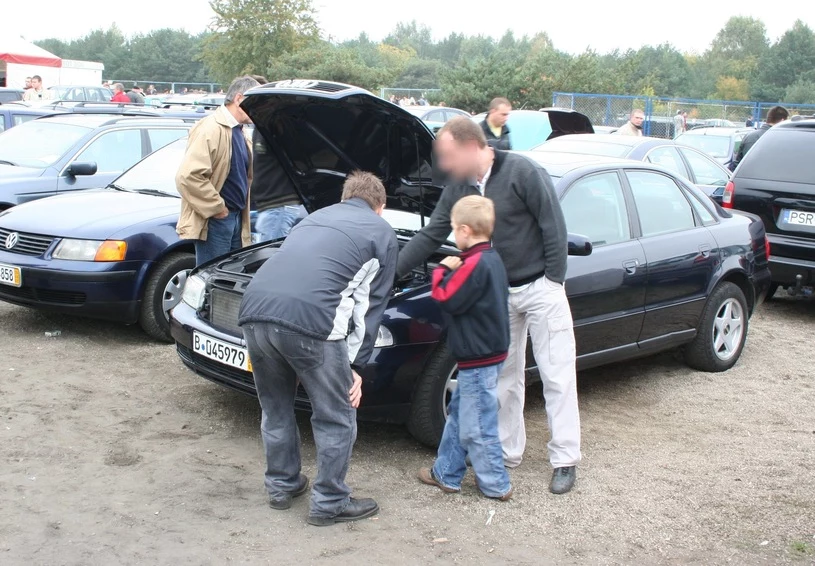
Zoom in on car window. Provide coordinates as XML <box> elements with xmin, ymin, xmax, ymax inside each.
<box><xmin>114</xmin><ymin>137</ymin><xmax>186</xmax><ymax>196</ymax></box>
<box><xmin>627</xmin><ymin>171</ymin><xmax>696</xmax><ymax>237</ymax></box>
<box><xmin>686</xmin><ymin>189</ymin><xmax>716</xmax><ymax>224</ymax></box>
<box><xmin>736</xmin><ymin>129</ymin><xmax>815</xmax><ymax>183</ymax></box>
<box><xmin>148</xmin><ymin>128</ymin><xmax>188</xmax><ymax>153</ymax></box>
<box><xmin>0</xmin><ymin>115</ymin><xmax>5</xmax><ymax>133</ymax></box>
<box><xmin>0</xmin><ymin>121</ymin><xmax>91</xmax><ymax>167</ymax></box>
<box><xmin>679</xmin><ymin>148</ymin><xmax>728</xmax><ymax>187</ymax></box>
<box><xmin>646</xmin><ymin>146</ymin><xmax>687</xmax><ymax>178</ymax></box>
<box><xmin>12</xmin><ymin>114</ymin><xmax>38</xmax><ymax>127</ymax></box>
<box><xmin>561</xmin><ymin>171</ymin><xmax>630</xmax><ymax>246</ymax></box>
<box><xmin>87</xmin><ymin>88</ymin><xmax>105</xmax><ymax>102</ymax></box>
<box><xmin>76</xmin><ymin>129</ymin><xmax>143</xmax><ymax>172</ymax></box>
<box><xmin>425</xmin><ymin>111</ymin><xmax>444</xmax><ymax>122</ymax></box>
<box><xmin>675</xmin><ymin>133</ymin><xmax>731</xmax><ymax>158</ymax></box>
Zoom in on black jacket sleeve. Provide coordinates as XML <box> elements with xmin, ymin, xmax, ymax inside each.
<box><xmin>430</xmin><ymin>257</ymin><xmax>486</xmax><ymax>316</ymax></box>
<box><xmin>350</xmin><ymin>230</ymin><xmax>399</xmax><ymax>371</ymax></box>
<box><xmin>521</xmin><ymin>165</ymin><xmax>568</xmax><ymax>283</ymax></box>
<box><xmin>396</xmin><ymin>186</ymin><xmax>457</xmax><ymax>277</ymax></box>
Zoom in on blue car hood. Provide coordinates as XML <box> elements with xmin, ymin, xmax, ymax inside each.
<box><xmin>0</xmin><ymin>189</ymin><xmax>180</xmax><ymax>240</ymax></box>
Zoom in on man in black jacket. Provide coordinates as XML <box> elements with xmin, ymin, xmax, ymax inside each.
<box><xmin>238</xmin><ymin>171</ymin><xmax>398</xmax><ymax>526</ymax></box>
<box><xmin>398</xmin><ymin>117</ymin><xmax>581</xmax><ymax>494</ymax></box>
<box><xmin>480</xmin><ymin>97</ymin><xmax>512</xmax><ymax>150</ymax></box>
<box><xmin>732</xmin><ymin>105</ymin><xmax>788</xmax><ymax>170</ymax></box>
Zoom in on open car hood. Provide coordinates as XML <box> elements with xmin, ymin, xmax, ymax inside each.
<box><xmin>241</xmin><ymin>80</ymin><xmax>441</xmax><ymax>218</ymax></box>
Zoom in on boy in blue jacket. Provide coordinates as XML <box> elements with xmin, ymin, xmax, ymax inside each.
<box><xmin>418</xmin><ymin>195</ymin><xmax>513</xmax><ymax>501</ymax></box>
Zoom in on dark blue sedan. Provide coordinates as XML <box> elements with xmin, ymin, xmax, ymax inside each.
<box><xmin>0</xmin><ymin>139</ymin><xmax>194</xmax><ymax>341</ymax></box>
<box><xmin>169</xmin><ymin>80</ymin><xmax>772</xmax><ymax>447</ymax></box>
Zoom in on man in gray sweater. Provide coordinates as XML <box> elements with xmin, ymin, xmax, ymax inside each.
<box><xmin>397</xmin><ymin>117</ymin><xmax>581</xmax><ymax>494</ymax></box>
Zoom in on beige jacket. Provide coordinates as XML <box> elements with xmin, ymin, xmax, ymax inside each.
<box><xmin>615</xmin><ymin>121</ymin><xmax>643</xmax><ymax>137</ymax></box>
<box><xmin>175</xmin><ymin>105</ymin><xmax>253</xmax><ymax>245</ymax></box>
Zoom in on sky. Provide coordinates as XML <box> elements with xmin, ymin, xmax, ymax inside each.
<box><xmin>7</xmin><ymin>0</ymin><xmax>815</xmax><ymax>55</ymax></box>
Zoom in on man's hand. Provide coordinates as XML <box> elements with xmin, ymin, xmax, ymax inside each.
<box><xmin>440</xmin><ymin>256</ymin><xmax>462</xmax><ymax>270</ymax></box>
<box><xmin>349</xmin><ymin>370</ymin><xmax>363</xmax><ymax>409</ymax></box>
<box><xmin>213</xmin><ymin>207</ymin><xmax>229</xmax><ymax>220</ymax></box>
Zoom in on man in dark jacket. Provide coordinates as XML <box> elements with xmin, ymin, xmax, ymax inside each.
<box><xmin>480</xmin><ymin>97</ymin><xmax>512</xmax><ymax>150</ymax></box>
<box><xmin>398</xmin><ymin>117</ymin><xmax>581</xmax><ymax>494</ymax></box>
<box><xmin>238</xmin><ymin>171</ymin><xmax>398</xmax><ymax>526</ymax></box>
<box><xmin>732</xmin><ymin>105</ymin><xmax>788</xmax><ymax>170</ymax></box>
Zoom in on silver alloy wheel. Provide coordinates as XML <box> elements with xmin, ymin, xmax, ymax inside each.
<box><xmin>162</xmin><ymin>269</ymin><xmax>190</xmax><ymax>321</ymax></box>
<box><xmin>712</xmin><ymin>297</ymin><xmax>744</xmax><ymax>361</ymax></box>
<box><xmin>443</xmin><ymin>366</ymin><xmax>459</xmax><ymax>419</ymax></box>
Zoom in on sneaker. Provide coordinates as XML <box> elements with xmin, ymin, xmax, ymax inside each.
<box><xmin>418</xmin><ymin>467</ymin><xmax>460</xmax><ymax>494</ymax></box>
<box><xmin>307</xmin><ymin>497</ymin><xmax>379</xmax><ymax>526</ymax></box>
<box><xmin>268</xmin><ymin>474</ymin><xmax>309</xmax><ymax>510</ymax></box>
<box><xmin>549</xmin><ymin>466</ymin><xmax>576</xmax><ymax>494</ymax></box>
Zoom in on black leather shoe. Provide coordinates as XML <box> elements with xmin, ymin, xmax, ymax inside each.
<box><xmin>269</xmin><ymin>474</ymin><xmax>309</xmax><ymax>510</ymax></box>
<box><xmin>549</xmin><ymin>466</ymin><xmax>576</xmax><ymax>494</ymax></box>
<box><xmin>307</xmin><ymin>497</ymin><xmax>379</xmax><ymax>526</ymax></box>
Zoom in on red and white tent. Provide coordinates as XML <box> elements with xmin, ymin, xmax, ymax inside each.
<box><xmin>0</xmin><ymin>36</ymin><xmax>62</xmax><ymax>89</ymax></box>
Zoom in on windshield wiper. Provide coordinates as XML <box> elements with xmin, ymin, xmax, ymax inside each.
<box><xmin>0</xmin><ymin>159</ymin><xmax>19</xmax><ymax>167</ymax></box>
<box><xmin>108</xmin><ymin>183</ymin><xmax>132</xmax><ymax>192</ymax></box>
<box><xmin>131</xmin><ymin>188</ymin><xmax>177</xmax><ymax>198</ymax></box>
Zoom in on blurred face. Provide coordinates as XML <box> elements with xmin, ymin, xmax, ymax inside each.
<box><xmin>489</xmin><ymin>104</ymin><xmax>511</xmax><ymax>128</ymax></box>
<box><xmin>31</xmin><ymin>78</ymin><xmax>42</xmax><ymax>90</ymax></box>
<box><xmin>25</xmin><ymin>78</ymin><xmax>31</xmax><ymax>88</ymax></box>
<box><xmin>435</xmin><ymin>131</ymin><xmax>480</xmax><ymax>180</ymax></box>
<box><xmin>630</xmin><ymin>111</ymin><xmax>645</xmax><ymax>127</ymax></box>
<box><xmin>230</xmin><ymin>92</ymin><xmax>252</xmax><ymax>124</ymax></box>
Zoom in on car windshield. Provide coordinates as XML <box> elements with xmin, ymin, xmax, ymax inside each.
<box><xmin>0</xmin><ymin>121</ymin><xmax>91</xmax><ymax>167</ymax></box>
<box><xmin>112</xmin><ymin>137</ymin><xmax>186</xmax><ymax>196</ymax></box>
<box><xmin>676</xmin><ymin>134</ymin><xmax>730</xmax><ymax>158</ymax></box>
<box><xmin>533</xmin><ymin>138</ymin><xmax>631</xmax><ymax>158</ymax></box>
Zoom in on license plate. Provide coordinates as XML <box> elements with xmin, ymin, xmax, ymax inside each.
<box><xmin>193</xmin><ymin>331</ymin><xmax>252</xmax><ymax>372</ymax></box>
<box><xmin>782</xmin><ymin>209</ymin><xmax>815</xmax><ymax>227</ymax></box>
<box><xmin>0</xmin><ymin>263</ymin><xmax>21</xmax><ymax>287</ymax></box>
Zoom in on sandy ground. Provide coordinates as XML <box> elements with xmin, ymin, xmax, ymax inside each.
<box><xmin>0</xmin><ymin>296</ymin><xmax>814</xmax><ymax>565</ymax></box>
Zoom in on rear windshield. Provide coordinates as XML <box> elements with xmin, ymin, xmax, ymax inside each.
<box><xmin>676</xmin><ymin>134</ymin><xmax>730</xmax><ymax>158</ymax></box>
<box><xmin>737</xmin><ymin>129</ymin><xmax>815</xmax><ymax>183</ymax></box>
<box><xmin>534</xmin><ymin>138</ymin><xmax>630</xmax><ymax>158</ymax></box>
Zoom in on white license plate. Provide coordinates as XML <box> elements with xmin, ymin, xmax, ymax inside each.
<box><xmin>0</xmin><ymin>263</ymin><xmax>21</xmax><ymax>287</ymax></box>
<box><xmin>782</xmin><ymin>209</ymin><xmax>815</xmax><ymax>227</ymax></box>
<box><xmin>193</xmin><ymin>331</ymin><xmax>252</xmax><ymax>372</ymax></box>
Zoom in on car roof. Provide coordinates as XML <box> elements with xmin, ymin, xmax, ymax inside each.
<box><xmin>515</xmin><ymin>150</ymin><xmax>633</xmax><ymax>177</ymax></box>
<box><xmin>775</xmin><ymin>119</ymin><xmax>815</xmax><ymax>130</ymax></box>
<box><xmin>682</xmin><ymin>127</ymin><xmax>751</xmax><ymax>136</ymax></box>
<box><xmin>34</xmin><ymin>114</ymin><xmax>191</xmax><ymax>128</ymax></box>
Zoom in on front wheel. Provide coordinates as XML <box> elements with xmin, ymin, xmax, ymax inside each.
<box><xmin>139</xmin><ymin>252</ymin><xmax>196</xmax><ymax>342</ymax></box>
<box><xmin>407</xmin><ymin>342</ymin><xmax>458</xmax><ymax>447</ymax></box>
<box><xmin>684</xmin><ymin>282</ymin><xmax>748</xmax><ymax>372</ymax></box>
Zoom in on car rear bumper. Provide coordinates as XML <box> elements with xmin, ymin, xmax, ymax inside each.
<box><xmin>769</xmin><ymin>256</ymin><xmax>815</xmax><ymax>287</ymax></box>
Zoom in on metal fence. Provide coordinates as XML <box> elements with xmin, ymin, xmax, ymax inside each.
<box><xmin>108</xmin><ymin>80</ymin><xmax>222</xmax><ymax>94</ymax></box>
<box><xmin>553</xmin><ymin>92</ymin><xmax>815</xmax><ymax>138</ymax></box>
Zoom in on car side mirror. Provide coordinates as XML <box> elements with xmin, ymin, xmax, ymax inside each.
<box><xmin>567</xmin><ymin>233</ymin><xmax>592</xmax><ymax>256</ymax></box>
<box><xmin>65</xmin><ymin>162</ymin><xmax>97</xmax><ymax>177</ymax></box>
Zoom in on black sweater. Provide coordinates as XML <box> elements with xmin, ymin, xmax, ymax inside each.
<box><xmin>397</xmin><ymin>150</ymin><xmax>568</xmax><ymax>285</ymax></box>
<box><xmin>431</xmin><ymin>242</ymin><xmax>510</xmax><ymax>369</ymax></box>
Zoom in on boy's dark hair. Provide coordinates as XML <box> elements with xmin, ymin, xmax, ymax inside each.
<box><xmin>341</xmin><ymin>171</ymin><xmax>387</xmax><ymax>210</ymax></box>
<box><xmin>451</xmin><ymin>195</ymin><xmax>495</xmax><ymax>238</ymax></box>
<box><xmin>766</xmin><ymin>106</ymin><xmax>789</xmax><ymax>124</ymax></box>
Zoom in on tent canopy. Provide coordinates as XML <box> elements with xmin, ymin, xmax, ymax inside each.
<box><xmin>0</xmin><ymin>36</ymin><xmax>61</xmax><ymax>68</ymax></box>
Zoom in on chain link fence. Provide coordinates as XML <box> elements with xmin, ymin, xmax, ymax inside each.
<box><xmin>109</xmin><ymin>80</ymin><xmax>222</xmax><ymax>94</ymax></box>
<box><xmin>380</xmin><ymin>88</ymin><xmax>441</xmax><ymax>105</ymax></box>
<box><xmin>554</xmin><ymin>92</ymin><xmax>815</xmax><ymax>138</ymax></box>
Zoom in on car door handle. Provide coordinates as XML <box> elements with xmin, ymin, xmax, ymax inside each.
<box><xmin>699</xmin><ymin>244</ymin><xmax>712</xmax><ymax>258</ymax></box>
<box><xmin>623</xmin><ymin>259</ymin><xmax>639</xmax><ymax>274</ymax></box>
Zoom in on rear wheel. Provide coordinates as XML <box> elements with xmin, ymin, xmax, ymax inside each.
<box><xmin>684</xmin><ymin>282</ymin><xmax>748</xmax><ymax>372</ymax></box>
<box><xmin>407</xmin><ymin>342</ymin><xmax>457</xmax><ymax>447</ymax></box>
<box><xmin>139</xmin><ymin>252</ymin><xmax>196</xmax><ymax>342</ymax></box>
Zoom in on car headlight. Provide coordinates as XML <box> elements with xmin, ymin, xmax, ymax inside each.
<box><xmin>52</xmin><ymin>239</ymin><xmax>127</xmax><ymax>261</ymax></box>
<box><xmin>181</xmin><ymin>274</ymin><xmax>206</xmax><ymax>310</ymax></box>
<box><xmin>374</xmin><ymin>325</ymin><xmax>394</xmax><ymax>348</ymax></box>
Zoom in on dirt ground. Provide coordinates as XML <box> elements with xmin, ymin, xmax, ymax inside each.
<box><xmin>1</xmin><ymin>296</ymin><xmax>814</xmax><ymax>566</ymax></box>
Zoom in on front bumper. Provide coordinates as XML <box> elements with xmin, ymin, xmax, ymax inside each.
<box><xmin>0</xmin><ymin>253</ymin><xmax>143</xmax><ymax>322</ymax></box>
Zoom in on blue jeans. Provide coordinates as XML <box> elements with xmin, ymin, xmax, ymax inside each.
<box><xmin>255</xmin><ymin>205</ymin><xmax>305</xmax><ymax>242</ymax></box>
<box><xmin>243</xmin><ymin>322</ymin><xmax>357</xmax><ymax>519</ymax></box>
<box><xmin>433</xmin><ymin>363</ymin><xmax>511</xmax><ymax>498</ymax></box>
<box><xmin>195</xmin><ymin>210</ymin><xmax>242</xmax><ymax>266</ymax></box>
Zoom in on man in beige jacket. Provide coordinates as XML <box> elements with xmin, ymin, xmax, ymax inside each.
<box><xmin>615</xmin><ymin>109</ymin><xmax>645</xmax><ymax>136</ymax></box>
<box><xmin>176</xmin><ymin>76</ymin><xmax>259</xmax><ymax>265</ymax></box>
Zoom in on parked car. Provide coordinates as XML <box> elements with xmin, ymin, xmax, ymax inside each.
<box><xmin>48</xmin><ymin>85</ymin><xmax>112</xmax><ymax>102</ymax></box>
<box><xmin>168</xmin><ymin>80</ymin><xmax>771</xmax><ymax>447</ymax></box>
<box><xmin>472</xmin><ymin>108</ymin><xmax>594</xmax><ymax>150</ymax></box>
<box><xmin>675</xmin><ymin>127</ymin><xmax>753</xmax><ymax>171</ymax></box>
<box><xmin>0</xmin><ymin>88</ymin><xmax>24</xmax><ymax>104</ymax></box>
<box><xmin>529</xmin><ymin>133</ymin><xmax>731</xmax><ymax>198</ymax></box>
<box><xmin>401</xmin><ymin>105</ymin><xmax>470</xmax><ymax>133</ymax></box>
<box><xmin>0</xmin><ymin>114</ymin><xmax>192</xmax><ymax>209</ymax></box>
<box><xmin>723</xmin><ymin>119</ymin><xmax>815</xmax><ymax>298</ymax></box>
<box><xmin>0</xmin><ymin>104</ymin><xmax>60</xmax><ymax>133</ymax></box>
<box><xmin>0</xmin><ymin>138</ymin><xmax>195</xmax><ymax>341</ymax></box>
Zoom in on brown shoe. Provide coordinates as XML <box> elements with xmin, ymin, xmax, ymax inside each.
<box><xmin>418</xmin><ymin>467</ymin><xmax>459</xmax><ymax>493</ymax></box>
<box><xmin>476</xmin><ymin>479</ymin><xmax>513</xmax><ymax>502</ymax></box>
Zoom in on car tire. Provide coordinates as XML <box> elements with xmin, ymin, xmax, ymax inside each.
<box><xmin>684</xmin><ymin>282</ymin><xmax>749</xmax><ymax>372</ymax></box>
<box><xmin>139</xmin><ymin>252</ymin><xmax>196</xmax><ymax>342</ymax></box>
<box><xmin>407</xmin><ymin>342</ymin><xmax>457</xmax><ymax>447</ymax></box>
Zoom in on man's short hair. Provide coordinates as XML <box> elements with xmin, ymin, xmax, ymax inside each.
<box><xmin>489</xmin><ymin>97</ymin><xmax>511</xmax><ymax>112</ymax></box>
<box><xmin>632</xmin><ymin>109</ymin><xmax>645</xmax><ymax>117</ymax></box>
<box><xmin>766</xmin><ymin>105</ymin><xmax>789</xmax><ymax>124</ymax></box>
<box><xmin>250</xmin><ymin>75</ymin><xmax>268</xmax><ymax>85</ymax></box>
<box><xmin>341</xmin><ymin>171</ymin><xmax>387</xmax><ymax>210</ymax></box>
<box><xmin>451</xmin><ymin>195</ymin><xmax>495</xmax><ymax>238</ymax></box>
<box><xmin>113</xmin><ymin>82</ymin><xmax>124</xmax><ymax>92</ymax></box>
<box><xmin>225</xmin><ymin>76</ymin><xmax>261</xmax><ymax>104</ymax></box>
<box><xmin>31</xmin><ymin>75</ymin><xmax>42</xmax><ymax>82</ymax></box>
<box><xmin>437</xmin><ymin>116</ymin><xmax>488</xmax><ymax>148</ymax></box>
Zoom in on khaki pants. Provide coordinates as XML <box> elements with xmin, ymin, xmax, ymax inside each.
<box><xmin>499</xmin><ymin>276</ymin><xmax>582</xmax><ymax>468</ymax></box>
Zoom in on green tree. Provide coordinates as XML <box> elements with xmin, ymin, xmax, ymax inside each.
<box><xmin>384</xmin><ymin>21</ymin><xmax>433</xmax><ymax>59</ymax></box>
<box><xmin>202</xmin><ymin>0</ymin><xmax>320</xmax><ymax>84</ymax></box>
<box><xmin>784</xmin><ymin>79</ymin><xmax>815</xmax><ymax>104</ymax></box>
<box><xmin>706</xmin><ymin>16</ymin><xmax>769</xmax><ymax>81</ymax></box>
<box><xmin>753</xmin><ymin>20</ymin><xmax>815</xmax><ymax>101</ymax></box>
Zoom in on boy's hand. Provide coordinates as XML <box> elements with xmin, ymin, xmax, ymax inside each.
<box><xmin>349</xmin><ymin>370</ymin><xmax>363</xmax><ymax>408</ymax></box>
<box><xmin>441</xmin><ymin>256</ymin><xmax>462</xmax><ymax>270</ymax></box>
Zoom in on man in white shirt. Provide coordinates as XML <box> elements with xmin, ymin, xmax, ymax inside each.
<box><xmin>22</xmin><ymin>76</ymin><xmax>52</xmax><ymax>102</ymax></box>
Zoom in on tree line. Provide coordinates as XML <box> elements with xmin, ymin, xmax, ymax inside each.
<box><xmin>35</xmin><ymin>0</ymin><xmax>815</xmax><ymax>111</ymax></box>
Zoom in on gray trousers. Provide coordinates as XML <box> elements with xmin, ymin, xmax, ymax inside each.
<box><xmin>243</xmin><ymin>322</ymin><xmax>357</xmax><ymax>518</ymax></box>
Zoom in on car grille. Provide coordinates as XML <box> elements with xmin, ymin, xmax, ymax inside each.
<box><xmin>209</xmin><ymin>287</ymin><xmax>243</xmax><ymax>335</ymax></box>
<box><xmin>0</xmin><ymin>227</ymin><xmax>55</xmax><ymax>257</ymax></box>
<box><xmin>0</xmin><ymin>284</ymin><xmax>86</xmax><ymax>305</ymax></box>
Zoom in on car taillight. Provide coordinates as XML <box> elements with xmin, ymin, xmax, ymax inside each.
<box><xmin>722</xmin><ymin>180</ymin><xmax>735</xmax><ymax>208</ymax></box>
<box><xmin>765</xmin><ymin>237</ymin><xmax>771</xmax><ymax>260</ymax></box>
